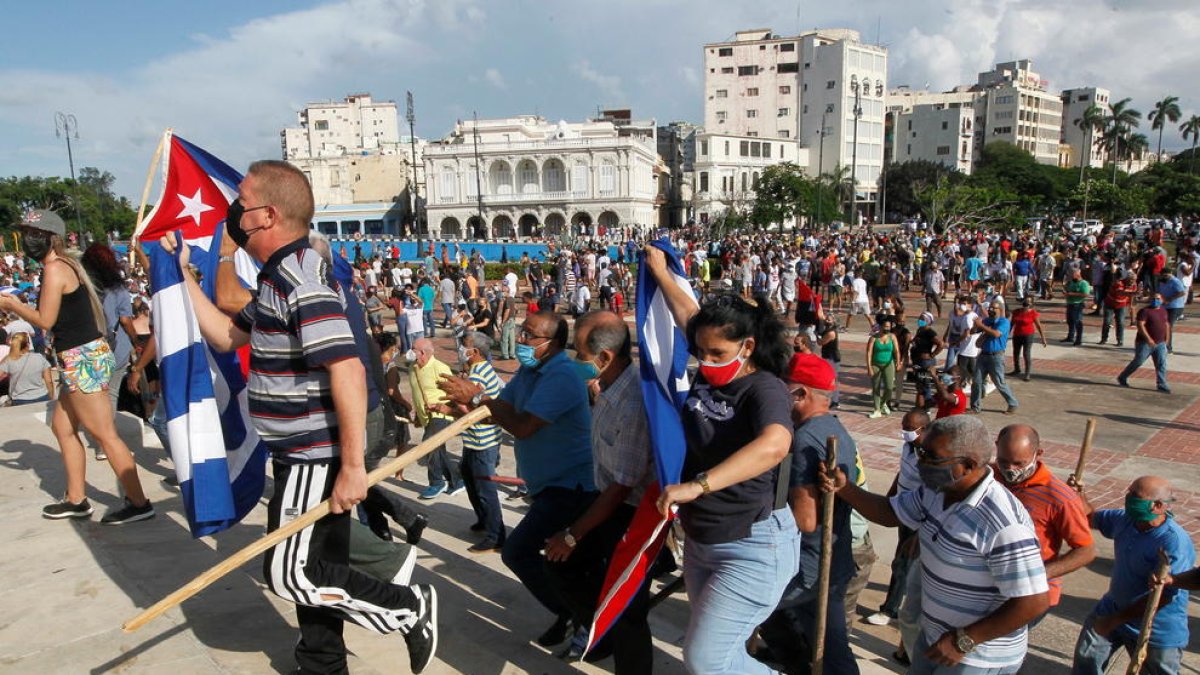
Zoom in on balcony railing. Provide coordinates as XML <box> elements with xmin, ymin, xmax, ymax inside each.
<box><xmin>424</xmin><ymin>136</ymin><xmax>653</xmax><ymax>155</ymax></box>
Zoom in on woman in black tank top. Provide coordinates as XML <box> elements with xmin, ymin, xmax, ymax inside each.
<box><xmin>0</xmin><ymin>218</ymin><xmax>153</xmax><ymax>524</ymax></box>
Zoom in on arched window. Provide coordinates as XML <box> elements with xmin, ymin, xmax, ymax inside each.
<box><xmin>439</xmin><ymin>168</ymin><xmax>456</xmax><ymax>202</ymax></box>
<box><xmin>543</xmin><ymin>159</ymin><xmax>566</xmax><ymax>193</ymax></box>
<box><xmin>489</xmin><ymin>161</ymin><xmax>513</xmax><ymax>195</ymax></box>
<box><xmin>518</xmin><ymin>160</ymin><xmax>538</xmax><ymax>194</ymax></box>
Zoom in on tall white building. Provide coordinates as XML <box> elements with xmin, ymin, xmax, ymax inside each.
<box><xmin>703</xmin><ymin>28</ymin><xmax>888</xmax><ymax>221</ymax></box>
<box><xmin>692</xmin><ymin>132</ymin><xmax>806</xmax><ymax>226</ymax></box>
<box><xmin>422</xmin><ymin>115</ymin><xmax>660</xmax><ymax>240</ymax></box>
<box><xmin>973</xmin><ymin>61</ymin><xmax>1064</xmax><ymax>166</ymax></box>
<box><xmin>887</xmin><ymin>87</ymin><xmax>978</xmax><ymax>173</ymax></box>
<box><xmin>281</xmin><ymin>94</ymin><xmax>424</xmax><ymax>216</ymax></box>
<box><xmin>1061</xmin><ymin>87</ymin><xmax>1112</xmax><ymax>169</ymax></box>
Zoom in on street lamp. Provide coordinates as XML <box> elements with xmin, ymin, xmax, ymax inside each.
<box><xmin>816</xmin><ymin>111</ymin><xmax>828</xmax><ymax>225</ymax></box>
<box><xmin>848</xmin><ymin>76</ymin><xmax>863</xmax><ymax>225</ymax></box>
<box><xmin>406</xmin><ymin>91</ymin><xmax>422</xmax><ymax>257</ymax></box>
<box><xmin>54</xmin><ymin>112</ymin><xmax>84</xmax><ymax>237</ymax></box>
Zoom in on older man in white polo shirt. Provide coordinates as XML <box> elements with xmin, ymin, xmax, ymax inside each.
<box><xmin>822</xmin><ymin>414</ymin><xmax>1049</xmax><ymax>674</ymax></box>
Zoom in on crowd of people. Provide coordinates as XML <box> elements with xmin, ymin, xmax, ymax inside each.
<box><xmin>7</xmin><ymin>163</ymin><xmax>1200</xmax><ymax>675</ymax></box>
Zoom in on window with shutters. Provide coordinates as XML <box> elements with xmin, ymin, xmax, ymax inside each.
<box><xmin>572</xmin><ymin>162</ymin><xmax>589</xmax><ymax>196</ymax></box>
<box><xmin>599</xmin><ymin>162</ymin><xmax>616</xmax><ymax>196</ymax></box>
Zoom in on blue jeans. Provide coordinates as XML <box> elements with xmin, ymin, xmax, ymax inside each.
<box><xmin>1119</xmin><ymin>342</ymin><xmax>1169</xmax><ymax>390</ymax></box>
<box><xmin>461</xmin><ymin>445</ymin><xmax>504</xmax><ymax>544</ymax></box>
<box><xmin>501</xmin><ymin>486</ymin><xmax>597</xmax><ymax>618</ymax></box>
<box><xmin>441</xmin><ymin>302</ymin><xmax>454</xmax><ymax>328</ymax></box>
<box><xmin>1066</xmin><ymin>303</ymin><xmax>1085</xmax><ymax>343</ymax></box>
<box><xmin>1071</xmin><ymin>612</ymin><xmax>1183</xmax><ymax>675</ymax></box>
<box><xmin>972</xmin><ymin>352</ymin><xmax>1018</xmax><ymax>410</ymax></box>
<box><xmin>423</xmin><ymin>309</ymin><xmax>434</xmax><ymax>338</ymax></box>
<box><xmin>1101</xmin><ymin>305</ymin><xmax>1126</xmax><ymax>344</ymax></box>
<box><xmin>910</xmin><ymin>632</ymin><xmax>1022</xmax><ymax>674</ymax></box>
<box><xmin>423</xmin><ymin>417</ymin><xmax>462</xmax><ymax>490</ymax></box>
<box><xmin>682</xmin><ymin>508</ymin><xmax>800</xmax><ymax>675</ymax></box>
<box><xmin>395</xmin><ymin>313</ymin><xmax>410</xmax><ymax>352</ymax></box>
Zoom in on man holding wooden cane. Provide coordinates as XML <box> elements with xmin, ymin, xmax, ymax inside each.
<box><xmin>819</xmin><ymin>415</ymin><xmax>1048</xmax><ymax>674</ymax></box>
<box><xmin>1069</xmin><ymin>475</ymin><xmax>1193</xmax><ymax>675</ymax></box>
<box><xmin>159</xmin><ymin>160</ymin><xmax>437</xmax><ymax>675</ymax></box>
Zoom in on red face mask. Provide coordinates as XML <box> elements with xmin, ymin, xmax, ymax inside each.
<box><xmin>699</xmin><ymin>341</ymin><xmax>747</xmax><ymax>387</ymax></box>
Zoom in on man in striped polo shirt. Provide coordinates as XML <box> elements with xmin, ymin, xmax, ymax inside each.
<box><xmin>161</xmin><ymin>160</ymin><xmax>437</xmax><ymax>674</ymax></box>
<box><xmin>822</xmin><ymin>414</ymin><xmax>1048</xmax><ymax>674</ymax></box>
<box><xmin>994</xmin><ymin>424</ymin><xmax>1095</xmax><ymax>616</ymax></box>
<box><xmin>443</xmin><ymin>331</ymin><xmax>505</xmax><ymax>553</ymax></box>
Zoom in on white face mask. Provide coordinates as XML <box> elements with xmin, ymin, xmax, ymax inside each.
<box><xmin>901</xmin><ymin>429</ymin><xmax>919</xmax><ymax>443</ymax></box>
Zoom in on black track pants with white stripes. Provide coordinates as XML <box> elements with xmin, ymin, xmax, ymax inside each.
<box><xmin>264</xmin><ymin>459</ymin><xmax>421</xmax><ymax>674</ymax></box>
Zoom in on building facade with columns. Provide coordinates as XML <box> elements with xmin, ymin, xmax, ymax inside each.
<box><xmin>422</xmin><ymin>115</ymin><xmax>659</xmax><ymax>240</ymax></box>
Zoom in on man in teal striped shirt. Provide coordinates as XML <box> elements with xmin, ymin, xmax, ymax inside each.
<box><xmin>456</xmin><ymin>331</ymin><xmax>505</xmax><ymax>552</ymax></box>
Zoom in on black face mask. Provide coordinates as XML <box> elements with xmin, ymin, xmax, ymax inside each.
<box><xmin>224</xmin><ymin>200</ymin><xmax>266</xmax><ymax>249</ymax></box>
<box><xmin>22</xmin><ymin>232</ymin><xmax>51</xmax><ymax>261</ymax></box>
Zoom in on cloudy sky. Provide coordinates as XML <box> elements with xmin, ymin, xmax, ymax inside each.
<box><xmin>2</xmin><ymin>0</ymin><xmax>1196</xmax><ymax>201</ymax></box>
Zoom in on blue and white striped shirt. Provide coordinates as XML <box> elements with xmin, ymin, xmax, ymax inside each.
<box><xmin>462</xmin><ymin>359</ymin><xmax>502</xmax><ymax>451</ymax></box>
<box><xmin>892</xmin><ymin>469</ymin><xmax>1048</xmax><ymax>669</ymax></box>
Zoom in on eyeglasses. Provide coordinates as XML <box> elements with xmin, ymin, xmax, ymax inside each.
<box><xmin>519</xmin><ymin>328</ymin><xmax>552</xmax><ymax>341</ymax></box>
<box><xmin>236</xmin><ymin>198</ymin><xmax>270</xmax><ymax>215</ymax></box>
<box><xmin>914</xmin><ymin>443</ymin><xmax>966</xmax><ymax>466</ymax></box>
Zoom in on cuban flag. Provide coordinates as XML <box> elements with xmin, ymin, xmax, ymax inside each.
<box><xmin>137</xmin><ymin>132</ymin><xmax>266</xmax><ymax>537</ymax></box>
<box><xmin>587</xmin><ymin>238</ymin><xmax>696</xmax><ymax>651</ymax></box>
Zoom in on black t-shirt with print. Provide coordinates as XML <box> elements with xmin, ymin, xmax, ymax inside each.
<box><xmin>680</xmin><ymin>369</ymin><xmax>793</xmax><ymax>545</ymax></box>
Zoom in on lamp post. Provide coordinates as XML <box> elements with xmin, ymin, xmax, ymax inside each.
<box><xmin>471</xmin><ymin>112</ymin><xmax>485</xmax><ymax>241</ymax></box>
<box><xmin>406</xmin><ymin>92</ymin><xmax>422</xmax><ymax>256</ymax></box>
<box><xmin>54</xmin><ymin>112</ymin><xmax>84</xmax><ymax>237</ymax></box>
<box><xmin>848</xmin><ymin>77</ymin><xmax>863</xmax><ymax>226</ymax></box>
<box><xmin>816</xmin><ymin>111</ymin><xmax>828</xmax><ymax>226</ymax></box>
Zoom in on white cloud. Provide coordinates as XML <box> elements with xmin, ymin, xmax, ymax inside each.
<box><xmin>484</xmin><ymin>68</ymin><xmax>507</xmax><ymax>90</ymax></box>
<box><xmin>572</xmin><ymin>60</ymin><xmax>625</xmax><ymax>102</ymax></box>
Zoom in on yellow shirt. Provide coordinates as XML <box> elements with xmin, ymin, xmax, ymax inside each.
<box><xmin>408</xmin><ymin>357</ymin><xmax>452</xmax><ymax>426</ymax></box>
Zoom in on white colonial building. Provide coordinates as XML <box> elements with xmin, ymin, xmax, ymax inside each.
<box><xmin>422</xmin><ymin>115</ymin><xmax>659</xmax><ymax>240</ymax></box>
<box><xmin>692</xmin><ymin>132</ymin><xmax>807</xmax><ymax>225</ymax></box>
<box><xmin>887</xmin><ymin>87</ymin><xmax>979</xmax><ymax>173</ymax></box>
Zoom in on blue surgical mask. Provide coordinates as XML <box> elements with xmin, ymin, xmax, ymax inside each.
<box><xmin>1151</xmin><ymin>299</ymin><xmax>1163</xmax><ymax>308</ymax></box>
<box><xmin>917</xmin><ymin>320</ymin><xmax>928</xmax><ymax>328</ymax></box>
<box><xmin>516</xmin><ymin>343</ymin><xmax>541</xmax><ymax>368</ymax></box>
<box><xmin>573</xmin><ymin>356</ymin><xmax>599</xmax><ymax>382</ymax></box>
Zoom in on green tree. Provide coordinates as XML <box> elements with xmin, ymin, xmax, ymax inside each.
<box><xmin>1074</xmin><ymin>104</ymin><xmax>1106</xmax><ymax>183</ymax></box>
<box><xmin>1101</xmin><ymin>98</ymin><xmax>1142</xmax><ymax>184</ymax></box>
<box><xmin>749</xmin><ymin>162</ymin><xmax>808</xmax><ymax>229</ymax></box>
<box><xmin>881</xmin><ymin>160</ymin><xmax>960</xmax><ymax>218</ymax></box>
<box><xmin>0</xmin><ymin>168</ymin><xmax>137</xmax><ymax>241</ymax></box>
<box><xmin>1180</xmin><ymin>115</ymin><xmax>1200</xmax><ymax>174</ymax></box>
<box><xmin>1148</xmin><ymin>95</ymin><xmax>1181</xmax><ymax>162</ymax></box>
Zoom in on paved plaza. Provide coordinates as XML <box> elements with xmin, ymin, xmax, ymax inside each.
<box><xmin>2</xmin><ymin>289</ymin><xmax>1199</xmax><ymax>674</ymax></box>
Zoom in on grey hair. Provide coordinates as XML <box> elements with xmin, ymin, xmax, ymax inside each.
<box><xmin>466</xmin><ymin>331</ymin><xmax>493</xmax><ymax>355</ymax></box>
<box><xmin>578</xmin><ymin>311</ymin><xmax>632</xmax><ymax>360</ymax></box>
<box><xmin>927</xmin><ymin>414</ymin><xmax>993</xmax><ymax>465</ymax></box>
<box><xmin>308</xmin><ymin>231</ymin><xmax>332</xmax><ymax>264</ymax></box>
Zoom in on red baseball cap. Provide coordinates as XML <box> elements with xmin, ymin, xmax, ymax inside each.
<box><xmin>785</xmin><ymin>353</ymin><xmax>836</xmax><ymax>391</ymax></box>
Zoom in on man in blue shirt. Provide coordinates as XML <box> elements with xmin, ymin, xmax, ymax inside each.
<box><xmin>970</xmin><ymin>300</ymin><xmax>1019</xmax><ymax>414</ymax></box>
<box><xmin>1013</xmin><ymin>256</ymin><xmax>1033</xmax><ymax>300</ymax></box>
<box><xmin>1071</xmin><ymin>475</ymin><xmax>1194</xmax><ymax>675</ymax></box>
<box><xmin>439</xmin><ymin>310</ymin><xmax>597</xmax><ymax>647</ymax></box>
<box><xmin>1157</xmin><ymin>272</ymin><xmax>1187</xmax><ymax>354</ymax></box>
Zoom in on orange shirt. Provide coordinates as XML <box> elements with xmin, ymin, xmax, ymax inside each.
<box><xmin>999</xmin><ymin>462</ymin><xmax>1094</xmax><ymax>606</ymax></box>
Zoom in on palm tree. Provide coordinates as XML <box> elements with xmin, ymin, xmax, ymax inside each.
<box><xmin>1148</xmin><ymin>95</ymin><xmax>1182</xmax><ymax>162</ymax></box>
<box><xmin>1125</xmin><ymin>133</ymin><xmax>1150</xmax><ymax>172</ymax></box>
<box><xmin>1103</xmin><ymin>98</ymin><xmax>1142</xmax><ymax>183</ymax></box>
<box><xmin>1181</xmin><ymin>115</ymin><xmax>1200</xmax><ymax>174</ymax></box>
<box><xmin>1074</xmin><ymin>104</ymin><xmax>1106</xmax><ymax>183</ymax></box>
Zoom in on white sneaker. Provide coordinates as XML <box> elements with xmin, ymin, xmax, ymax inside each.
<box><xmin>866</xmin><ymin>612</ymin><xmax>892</xmax><ymax>626</ymax></box>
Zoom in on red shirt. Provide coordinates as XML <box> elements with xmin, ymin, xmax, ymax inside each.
<box><xmin>1010</xmin><ymin>308</ymin><xmax>1039</xmax><ymax>337</ymax></box>
<box><xmin>936</xmin><ymin>389</ymin><xmax>967</xmax><ymax>418</ymax></box>
<box><xmin>1000</xmin><ymin>462</ymin><xmax>1094</xmax><ymax>606</ymax></box>
<box><xmin>1105</xmin><ymin>280</ymin><xmax>1134</xmax><ymax>309</ymax></box>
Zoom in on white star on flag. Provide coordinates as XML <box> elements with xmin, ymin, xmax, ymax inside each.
<box><xmin>177</xmin><ymin>188</ymin><xmax>214</xmax><ymax>226</ymax></box>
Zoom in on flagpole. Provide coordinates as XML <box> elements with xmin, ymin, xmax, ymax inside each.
<box><xmin>131</xmin><ymin>129</ymin><xmax>171</xmax><ymax>248</ymax></box>
<box><xmin>122</xmin><ymin>405</ymin><xmax>490</xmax><ymax>633</ymax></box>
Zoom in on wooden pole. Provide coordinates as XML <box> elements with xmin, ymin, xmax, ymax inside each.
<box><xmin>812</xmin><ymin>435</ymin><xmax>839</xmax><ymax>675</ymax></box>
<box><xmin>131</xmin><ymin>129</ymin><xmax>170</xmax><ymax>250</ymax></box>
<box><xmin>1127</xmin><ymin>549</ymin><xmax>1171</xmax><ymax>675</ymax></box>
<box><xmin>1071</xmin><ymin>418</ymin><xmax>1097</xmax><ymax>485</ymax></box>
<box><xmin>122</xmin><ymin>405</ymin><xmax>490</xmax><ymax>633</ymax></box>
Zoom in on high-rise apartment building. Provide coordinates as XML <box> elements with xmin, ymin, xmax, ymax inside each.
<box><xmin>280</xmin><ymin>94</ymin><xmax>423</xmax><ymax>209</ymax></box>
<box><xmin>1061</xmin><ymin>87</ymin><xmax>1111</xmax><ymax>169</ymax></box>
<box><xmin>973</xmin><ymin>61</ymin><xmax>1063</xmax><ymax>166</ymax></box>
<box><xmin>887</xmin><ymin>87</ymin><xmax>978</xmax><ymax>173</ymax></box>
<box><xmin>703</xmin><ymin>28</ymin><xmax>888</xmax><ymax>221</ymax></box>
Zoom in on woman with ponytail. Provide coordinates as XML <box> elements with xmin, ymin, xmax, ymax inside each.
<box><xmin>644</xmin><ymin>245</ymin><xmax>799</xmax><ymax>675</ymax></box>
<box><xmin>0</xmin><ymin>211</ymin><xmax>152</xmax><ymax>524</ymax></box>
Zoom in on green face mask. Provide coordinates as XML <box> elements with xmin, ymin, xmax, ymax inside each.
<box><xmin>1124</xmin><ymin>494</ymin><xmax>1160</xmax><ymax>522</ymax></box>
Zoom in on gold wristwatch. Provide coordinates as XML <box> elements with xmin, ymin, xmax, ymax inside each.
<box><xmin>694</xmin><ymin>472</ymin><xmax>712</xmax><ymax>495</ymax></box>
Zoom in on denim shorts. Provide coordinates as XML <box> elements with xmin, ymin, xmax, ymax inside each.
<box><xmin>58</xmin><ymin>337</ymin><xmax>115</xmax><ymax>394</ymax></box>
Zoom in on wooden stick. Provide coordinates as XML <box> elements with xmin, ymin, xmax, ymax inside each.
<box><xmin>1127</xmin><ymin>548</ymin><xmax>1171</xmax><ymax>675</ymax></box>
<box><xmin>812</xmin><ymin>435</ymin><xmax>839</xmax><ymax>675</ymax></box>
<box><xmin>1071</xmin><ymin>418</ymin><xmax>1097</xmax><ymax>485</ymax></box>
<box><xmin>122</xmin><ymin>405</ymin><xmax>490</xmax><ymax>633</ymax></box>
<box><xmin>131</xmin><ymin>129</ymin><xmax>170</xmax><ymax>248</ymax></box>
